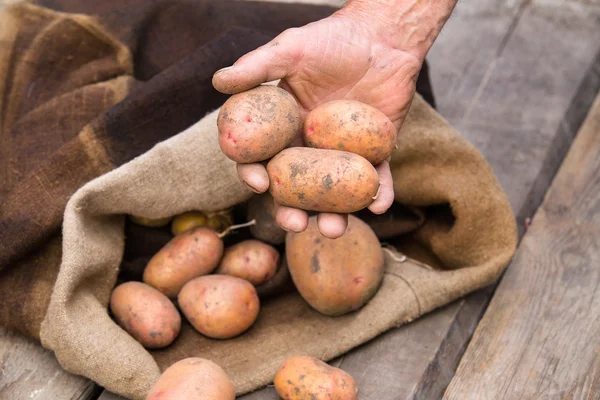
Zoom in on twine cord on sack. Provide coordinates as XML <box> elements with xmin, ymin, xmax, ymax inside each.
<box><xmin>381</xmin><ymin>244</ymin><xmax>433</xmax><ymax>270</ymax></box>
<box><xmin>380</xmin><ymin>245</ymin><xmax>437</xmax><ymax>317</ymax></box>
<box><xmin>381</xmin><ymin>246</ymin><xmax>407</xmax><ymax>263</ymax></box>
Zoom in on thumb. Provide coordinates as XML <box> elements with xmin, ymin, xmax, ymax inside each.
<box><xmin>212</xmin><ymin>28</ymin><xmax>303</xmax><ymax>94</ymax></box>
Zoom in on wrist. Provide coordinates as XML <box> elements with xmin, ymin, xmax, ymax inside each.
<box><xmin>336</xmin><ymin>0</ymin><xmax>457</xmax><ymax>60</ymax></box>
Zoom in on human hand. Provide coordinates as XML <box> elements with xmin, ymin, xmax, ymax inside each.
<box><xmin>213</xmin><ymin>0</ymin><xmax>451</xmax><ymax>238</ymax></box>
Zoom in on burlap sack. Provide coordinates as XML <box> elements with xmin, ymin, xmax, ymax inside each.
<box><xmin>37</xmin><ymin>93</ymin><xmax>517</xmax><ymax>399</ymax></box>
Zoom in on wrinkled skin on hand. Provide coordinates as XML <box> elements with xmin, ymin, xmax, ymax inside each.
<box><xmin>213</xmin><ymin>10</ymin><xmax>423</xmax><ymax>238</ymax></box>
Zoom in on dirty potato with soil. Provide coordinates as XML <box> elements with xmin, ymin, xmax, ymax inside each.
<box><xmin>267</xmin><ymin>147</ymin><xmax>380</xmax><ymax>213</ymax></box>
<box><xmin>215</xmin><ymin>239</ymin><xmax>280</xmax><ymax>286</ymax></box>
<box><xmin>146</xmin><ymin>357</ymin><xmax>235</xmax><ymax>400</ymax></box>
<box><xmin>304</xmin><ymin>99</ymin><xmax>396</xmax><ymax>165</ymax></box>
<box><xmin>143</xmin><ymin>227</ymin><xmax>224</xmax><ymax>299</ymax></box>
<box><xmin>109</xmin><ymin>282</ymin><xmax>181</xmax><ymax>349</ymax></box>
<box><xmin>286</xmin><ymin>215</ymin><xmax>385</xmax><ymax>316</ymax></box>
<box><xmin>178</xmin><ymin>275</ymin><xmax>260</xmax><ymax>339</ymax></box>
<box><xmin>274</xmin><ymin>355</ymin><xmax>358</xmax><ymax>400</ymax></box>
<box><xmin>217</xmin><ymin>85</ymin><xmax>301</xmax><ymax>163</ymax></box>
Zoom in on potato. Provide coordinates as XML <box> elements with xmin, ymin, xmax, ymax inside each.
<box><xmin>217</xmin><ymin>85</ymin><xmax>301</xmax><ymax>163</ymax></box>
<box><xmin>274</xmin><ymin>355</ymin><xmax>358</xmax><ymax>400</ymax></box>
<box><xmin>267</xmin><ymin>147</ymin><xmax>379</xmax><ymax>213</ymax></box>
<box><xmin>171</xmin><ymin>210</ymin><xmax>233</xmax><ymax>236</ymax></box>
<box><xmin>129</xmin><ymin>215</ymin><xmax>172</xmax><ymax>228</ymax></box>
<box><xmin>215</xmin><ymin>240</ymin><xmax>280</xmax><ymax>286</ymax></box>
<box><xmin>286</xmin><ymin>215</ymin><xmax>384</xmax><ymax>316</ymax></box>
<box><xmin>205</xmin><ymin>209</ymin><xmax>234</xmax><ymax>232</ymax></box>
<box><xmin>247</xmin><ymin>192</ymin><xmax>286</xmax><ymax>245</ymax></box>
<box><xmin>178</xmin><ymin>275</ymin><xmax>260</xmax><ymax>339</ymax></box>
<box><xmin>255</xmin><ymin>258</ymin><xmax>295</xmax><ymax>299</ymax></box>
<box><xmin>303</xmin><ymin>100</ymin><xmax>396</xmax><ymax>165</ymax></box>
<box><xmin>171</xmin><ymin>211</ymin><xmax>208</xmax><ymax>235</ymax></box>
<box><xmin>109</xmin><ymin>282</ymin><xmax>180</xmax><ymax>349</ymax></box>
<box><xmin>143</xmin><ymin>227</ymin><xmax>223</xmax><ymax>299</ymax></box>
<box><xmin>146</xmin><ymin>358</ymin><xmax>234</xmax><ymax>400</ymax></box>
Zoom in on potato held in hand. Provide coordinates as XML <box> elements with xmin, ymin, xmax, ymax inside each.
<box><xmin>286</xmin><ymin>215</ymin><xmax>384</xmax><ymax>316</ymax></box>
<box><xmin>274</xmin><ymin>355</ymin><xmax>358</xmax><ymax>400</ymax></box>
<box><xmin>215</xmin><ymin>240</ymin><xmax>280</xmax><ymax>286</ymax></box>
<box><xmin>178</xmin><ymin>275</ymin><xmax>260</xmax><ymax>339</ymax></box>
<box><xmin>304</xmin><ymin>99</ymin><xmax>397</xmax><ymax>165</ymax></box>
<box><xmin>110</xmin><ymin>282</ymin><xmax>180</xmax><ymax>349</ymax></box>
<box><xmin>218</xmin><ymin>85</ymin><xmax>301</xmax><ymax>163</ymax></box>
<box><xmin>146</xmin><ymin>358</ymin><xmax>234</xmax><ymax>400</ymax></box>
<box><xmin>143</xmin><ymin>227</ymin><xmax>223</xmax><ymax>299</ymax></box>
<box><xmin>267</xmin><ymin>148</ymin><xmax>380</xmax><ymax>213</ymax></box>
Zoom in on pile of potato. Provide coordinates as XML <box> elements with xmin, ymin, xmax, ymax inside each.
<box><xmin>111</xmin><ymin>85</ymin><xmax>398</xmax><ymax>399</ymax></box>
<box><xmin>112</xmin><ymin>213</ymin><xmax>275</xmax><ymax>347</ymax></box>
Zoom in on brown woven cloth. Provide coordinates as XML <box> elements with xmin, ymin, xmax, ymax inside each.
<box><xmin>0</xmin><ymin>0</ymin><xmax>435</xmax><ymax>339</ymax></box>
<box><xmin>0</xmin><ymin>2</ymin><xmax>516</xmax><ymax>400</ymax></box>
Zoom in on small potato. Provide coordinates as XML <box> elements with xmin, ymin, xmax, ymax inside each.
<box><xmin>178</xmin><ymin>275</ymin><xmax>260</xmax><ymax>339</ymax></box>
<box><xmin>247</xmin><ymin>193</ymin><xmax>286</xmax><ymax>245</ymax></box>
<box><xmin>255</xmin><ymin>258</ymin><xmax>296</xmax><ymax>299</ymax></box>
<box><xmin>267</xmin><ymin>147</ymin><xmax>379</xmax><ymax>213</ymax></box>
<box><xmin>218</xmin><ymin>85</ymin><xmax>301</xmax><ymax>163</ymax></box>
<box><xmin>143</xmin><ymin>227</ymin><xmax>223</xmax><ymax>299</ymax></box>
<box><xmin>129</xmin><ymin>215</ymin><xmax>172</xmax><ymax>228</ymax></box>
<box><xmin>215</xmin><ymin>240</ymin><xmax>280</xmax><ymax>286</ymax></box>
<box><xmin>304</xmin><ymin>100</ymin><xmax>396</xmax><ymax>165</ymax></box>
<box><xmin>146</xmin><ymin>357</ymin><xmax>235</xmax><ymax>400</ymax></box>
<box><xmin>274</xmin><ymin>355</ymin><xmax>358</xmax><ymax>400</ymax></box>
<box><xmin>286</xmin><ymin>215</ymin><xmax>385</xmax><ymax>316</ymax></box>
<box><xmin>171</xmin><ymin>211</ymin><xmax>208</xmax><ymax>235</ymax></box>
<box><xmin>110</xmin><ymin>282</ymin><xmax>180</xmax><ymax>349</ymax></box>
<box><xmin>205</xmin><ymin>209</ymin><xmax>234</xmax><ymax>232</ymax></box>
<box><xmin>171</xmin><ymin>210</ymin><xmax>233</xmax><ymax>236</ymax></box>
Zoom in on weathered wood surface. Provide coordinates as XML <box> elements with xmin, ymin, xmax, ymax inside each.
<box><xmin>444</xmin><ymin>93</ymin><xmax>600</xmax><ymax>400</ymax></box>
<box><xmin>97</xmin><ymin>391</ymin><xmax>123</xmax><ymax>400</ymax></box>
<box><xmin>0</xmin><ymin>328</ymin><xmax>99</xmax><ymax>400</ymax></box>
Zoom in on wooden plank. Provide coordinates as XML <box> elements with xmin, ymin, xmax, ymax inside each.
<box><xmin>0</xmin><ymin>328</ymin><xmax>99</xmax><ymax>400</ymax></box>
<box><xmin>97</xmin><ymin>391</ymin><xmax>123</xmax><ymax>400</ymax></box>
<box><xmin>444</xmin><ymin>93</ymin><xmax>600</xmax><ymax>400</ymax></box>
<box><xmin>101</xmin><ymin>0</ymin><xmax>600</xmax><ymax>399</ymax></box>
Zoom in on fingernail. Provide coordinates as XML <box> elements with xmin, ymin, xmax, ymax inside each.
<box><xmin>281</xmin><ymin>220</ymin><xmax>303</xmax><ymax>233</ymax></box>
<box><xmin>243</xmin><ymin>181</ymin><xmax>261</xmax><ymax>194</ymax></box>
<box><xmin>215</xmin><ymin>66</ymin><xmax>234</xmax><ymax>75</ymax></box>
<box><xmin>280</xmin><ymin>225</ymin><xmax>292</xmax><ymax>233</ymax></box>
